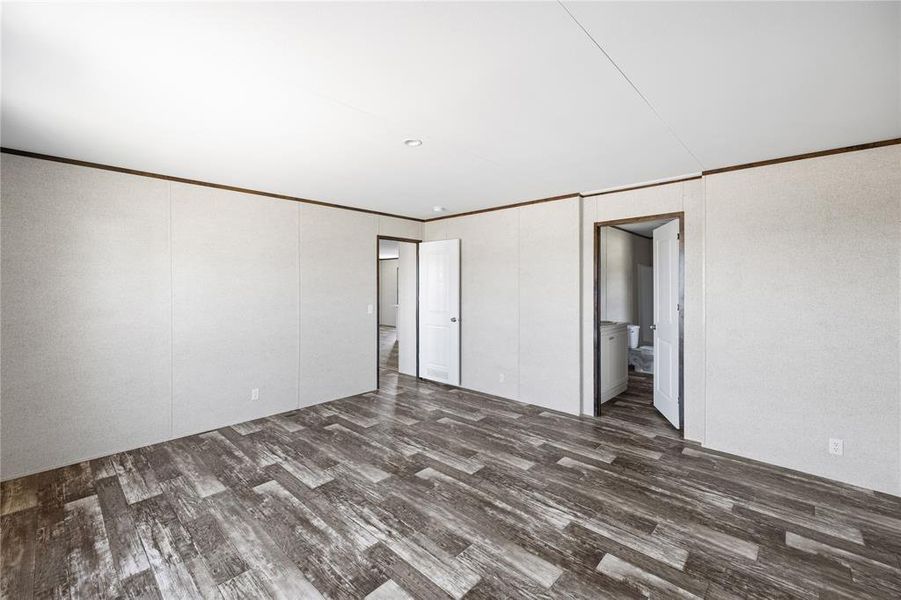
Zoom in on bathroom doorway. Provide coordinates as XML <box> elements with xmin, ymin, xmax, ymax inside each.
<box><xmin>594</xmin><ymin>213</ymin><xmax>684</xmax><ymax>429</ymax></box>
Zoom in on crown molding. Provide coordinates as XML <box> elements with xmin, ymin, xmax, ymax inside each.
<box><xmin>0</xmin><ymin>147</ymin><xmax>425</xmax><ymax>223</ymax></box>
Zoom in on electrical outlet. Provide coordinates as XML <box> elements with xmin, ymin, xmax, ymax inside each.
<box><xmin>367</xmin><ymin>304</ymin><xmax>374</xmax><ymax>314</ymax></box>
<box><xmin>829</xmin><ymin>438</ymin><xmax>843</xmax><ymax>456</ymax></box>
<box><xmin>499</xmin><ymin>373</ymin><xmax>505</xmax><ymax>383</ymax></box>
<box><xmin>251</xmin><ymin>388</ymin><xmax>260</xmax><ymax>401</ymax></box>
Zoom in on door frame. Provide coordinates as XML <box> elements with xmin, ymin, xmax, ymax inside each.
<box><xmin>593</xmin><ymin>212</ymin><xmax>684</xmax><ymax>424</ymax></box>
<box><xmin>376</xmin><ymin>235</ymin><xmax>421</xmax><ymax>389</ymax></box>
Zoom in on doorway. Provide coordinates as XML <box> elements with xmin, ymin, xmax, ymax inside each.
<box><xmin>593</xmin><ymin>212</ymin><xmax>684</xmax><ymax>429</ymax></box>
<box><xmin>376</xmin><ymin>236</ymin><xmax>420</xmax><ymax>388</ymax></box>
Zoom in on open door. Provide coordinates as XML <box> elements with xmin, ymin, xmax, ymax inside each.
<box><xmin>653</xmin><ymin>219</ymin><xmax>680</xmax><ymax>428</ymax></box>
<box><xmin>418</xmin><ymin>239</ymin><xmax>460</xmax><ymax>385</ymax></box>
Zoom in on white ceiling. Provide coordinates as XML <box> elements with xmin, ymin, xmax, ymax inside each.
<box><xmin>612</xmin><ymin>218</ymin><xmax>674</xmax><ymax>239</ymax></box>
<box><xmin>2</xmin><ymin>2</ymin><xmax>898</xmax><ymax>219</ymax></box>
<box><xmin>378</xmin><ymin>239</ymin><xmax>399</xmax><ymax>260</ymax></box>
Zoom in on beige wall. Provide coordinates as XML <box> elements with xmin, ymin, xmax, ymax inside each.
<box><xmin>424</xmin><ymin>197</ymin><xmax>582</xmax><ymax>414</ymax></box>
<box><xmin>425</xmin><ymin>209</ymin><xmax>521</xmax><ymax>400</ymax></box>
<box><xmin>299</xmin><ymin>204</ymin><xmax>382</xmax><ymax>407</ymax></box>
<box><xmin>1</xmin><ymin>157</ymin><xmax>172</xmax><ymax>479</ymax></box>
<box><xmin>703</xmin><ymin>145</ymin><xmax>900</xmax><ymax>495</ymax></box>
<box><xmin>171</xmin><ymin>183</ymin><xmax>300</xmax><ymax>438</ymax></box>
<box><xmin>3</xmin><ymin>145</ymin><xmax>899</xmax><ymax>495</ymax></box>
<box><xmin>518</xmin><ymin>199</ymin><xmax>582</xmax><ymax>411</ymax></box>
<box><xmin>0</xmin><ymin>154</ymin><xmax>422</xmax><ymax>479</ymax></box>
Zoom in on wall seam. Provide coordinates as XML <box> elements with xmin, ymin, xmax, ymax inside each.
<box><xmin>557</xmin><ymin>2</ymin><xmax>704</xmax><ymax>171</ymax></box>
<box><xmin>703</xmin><ymin>176</ymin><xmax>709</xmax><ymax>447</ymax></box>
<box><xmin>297</xmin><ymin>204</ymin><xmax>303</xmax><ymax>408</ymax></box>
<box><xmin>168</xmin><ymin>181</ymin><xmax>174</xmax><ymax>439</ymax></box>
<box><xmin>578</xmin><ymin>198</ymin><xmax>584</xmax><ymax>414</ymax></box>
<box><xmin>517</xmin><ymin>208</ymin><xmax>522</xmax><ymax>402</ymax></box>
<box><xmin>680</xmin><ymin>183</ymin><xmax>687</xmax><ymax>434</ymax></box>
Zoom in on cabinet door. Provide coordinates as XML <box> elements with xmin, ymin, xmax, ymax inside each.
<box><xmin>601</xmin><ymin>333</ymin><xmax>617</xmax><ymax>392</ymax></box>
<box><xmin>619</xmin><ymin>330</ymin><xmax>630</xmax><ymax>382</ymax></box>
<box><xmin>600</xmin><ymin>334</ymin><xmax>612</xmax><ymax>395</ymax></box>
<box><xmin>608</xmin><ymin>330</ymin><xmax>628</xmax><ymax>389</ymax></box>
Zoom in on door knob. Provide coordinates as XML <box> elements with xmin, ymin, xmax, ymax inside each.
<box><xmin>450</xmin><ymin>317</ymin><xmax>458</xmax><ymax>323</ymax></box>
<box><xmin>650</xmin><ymin>324</ymin><xmax>656</xmax><ymax>330</ymax></box>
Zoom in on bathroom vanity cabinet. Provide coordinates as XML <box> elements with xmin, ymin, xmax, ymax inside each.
<box><xmin>600</xmin><ymin>322</ymin><xmax>629</xmax><ymax>403</ymax></box>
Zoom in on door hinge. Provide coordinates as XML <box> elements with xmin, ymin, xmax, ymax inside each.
<box><xmin>676</xmin><ymin>232</ymin><xmax>680</xmax><ymax>240</ymax></box>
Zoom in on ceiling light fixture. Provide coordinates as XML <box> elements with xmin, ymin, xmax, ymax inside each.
<box><xmin>403</xmin><ymin>138</ymin><xmax>423</xmax><ymax>147</ymax></box>
<box><xmin>433</xmin><ymin>206</ymin><xmax>446</xmax><ymax>213</ymax></box>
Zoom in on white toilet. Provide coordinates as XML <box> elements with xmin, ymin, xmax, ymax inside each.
<box><xmin>627</xmin><ymin>324</ymin><xmax>641</xmax><ymax>349</ymax></box>
<box><xmin>627</xmin><ymin>325</ymin><xmax>654</xmax><ymax>374</ymax></box>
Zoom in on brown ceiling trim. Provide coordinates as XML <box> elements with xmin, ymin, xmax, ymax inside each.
<box><xmin>702</xmin><ymin>137</ymin><xmax>901</xmax><ymax>176</ymax></box>
<box><xmin>580</xmin><ymin>175</ymin><xmax>702</xmax><ymax>198</ymax></box>
<box><xmin>0</xmin><ymin>147</ymin><xmax>426</xmax><ymax>223</ymax></box>
<box><xmin>7</xmin><ymin>135</ymin><xmax>898</xmax><ymax>225</ymax></box>
<box><xmin>426</xmin><ymin>192</ymin><xmax>580</xmax><ymax>222</ymax></box>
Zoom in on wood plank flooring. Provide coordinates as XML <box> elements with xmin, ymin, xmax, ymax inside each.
<box><xmin>3</xmin><ymin>370</ymin><xmax>901</xmax><ymax>599</ymax></box>
<box><xmin>379</xmin><ymin>326</ymin><xmax>399</xmax><ymax>373</ymax></box>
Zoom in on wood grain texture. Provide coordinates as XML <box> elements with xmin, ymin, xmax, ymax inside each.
<box><xmin>379</xmin><ymin>326</ymin><xmax>399</xmax><ymax>373</ymax></box>
<box><xmin>2</xmin><ymin>371</ymin><xmax>900</xmax><ymax>598</ymax></box>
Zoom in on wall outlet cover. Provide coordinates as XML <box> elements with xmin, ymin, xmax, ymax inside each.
<box><xmin>829</xmin><ymin>438</ymin><xmax>843</xmax><ymax>456</ymax></box>
<box><xmin>251</xmin><ymin>388</ymin><xmax>260</xmax><ymax>401</ymax></box>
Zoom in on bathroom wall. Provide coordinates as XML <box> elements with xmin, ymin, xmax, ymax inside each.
<box><xmin>599</xmin><ymin>226</ymin><xmax>652</xmax><ymax>329</ymax></box>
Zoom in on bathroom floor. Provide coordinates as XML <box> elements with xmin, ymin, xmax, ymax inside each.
<box><xmin>628</xmin><ymin>346</ymin><xmax>654</xmax><ymax>375</ymax></box>
<box><xmin>603</xmin><ymin>371</ymin><xmax>674</xmax><ymax>434</ymax></box>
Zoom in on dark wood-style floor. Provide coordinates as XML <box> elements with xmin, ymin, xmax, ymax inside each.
<box><xmin>379</xmin><ymin>325</ymin><xmax>399</xmax><ymax>373</ymax></box>
<box><xmin>3</xmin><ymin>368</ymin><xmax>901</xmax><ymax>599</ymax></box>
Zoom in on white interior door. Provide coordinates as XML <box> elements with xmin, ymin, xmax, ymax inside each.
<box><xmin>653</xmin><ymin>219</ymin><xmax>680</xmax><ymax>429</ymax></box>
<box><xmin>418</xmin><ymin>239</ymin><xmax>460</xmax><ymax>385</ymax></box>
<box><xmin>637</xmin><ymin>263</ymin><xmax>653</xmax><ymax>345</ymax></box>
